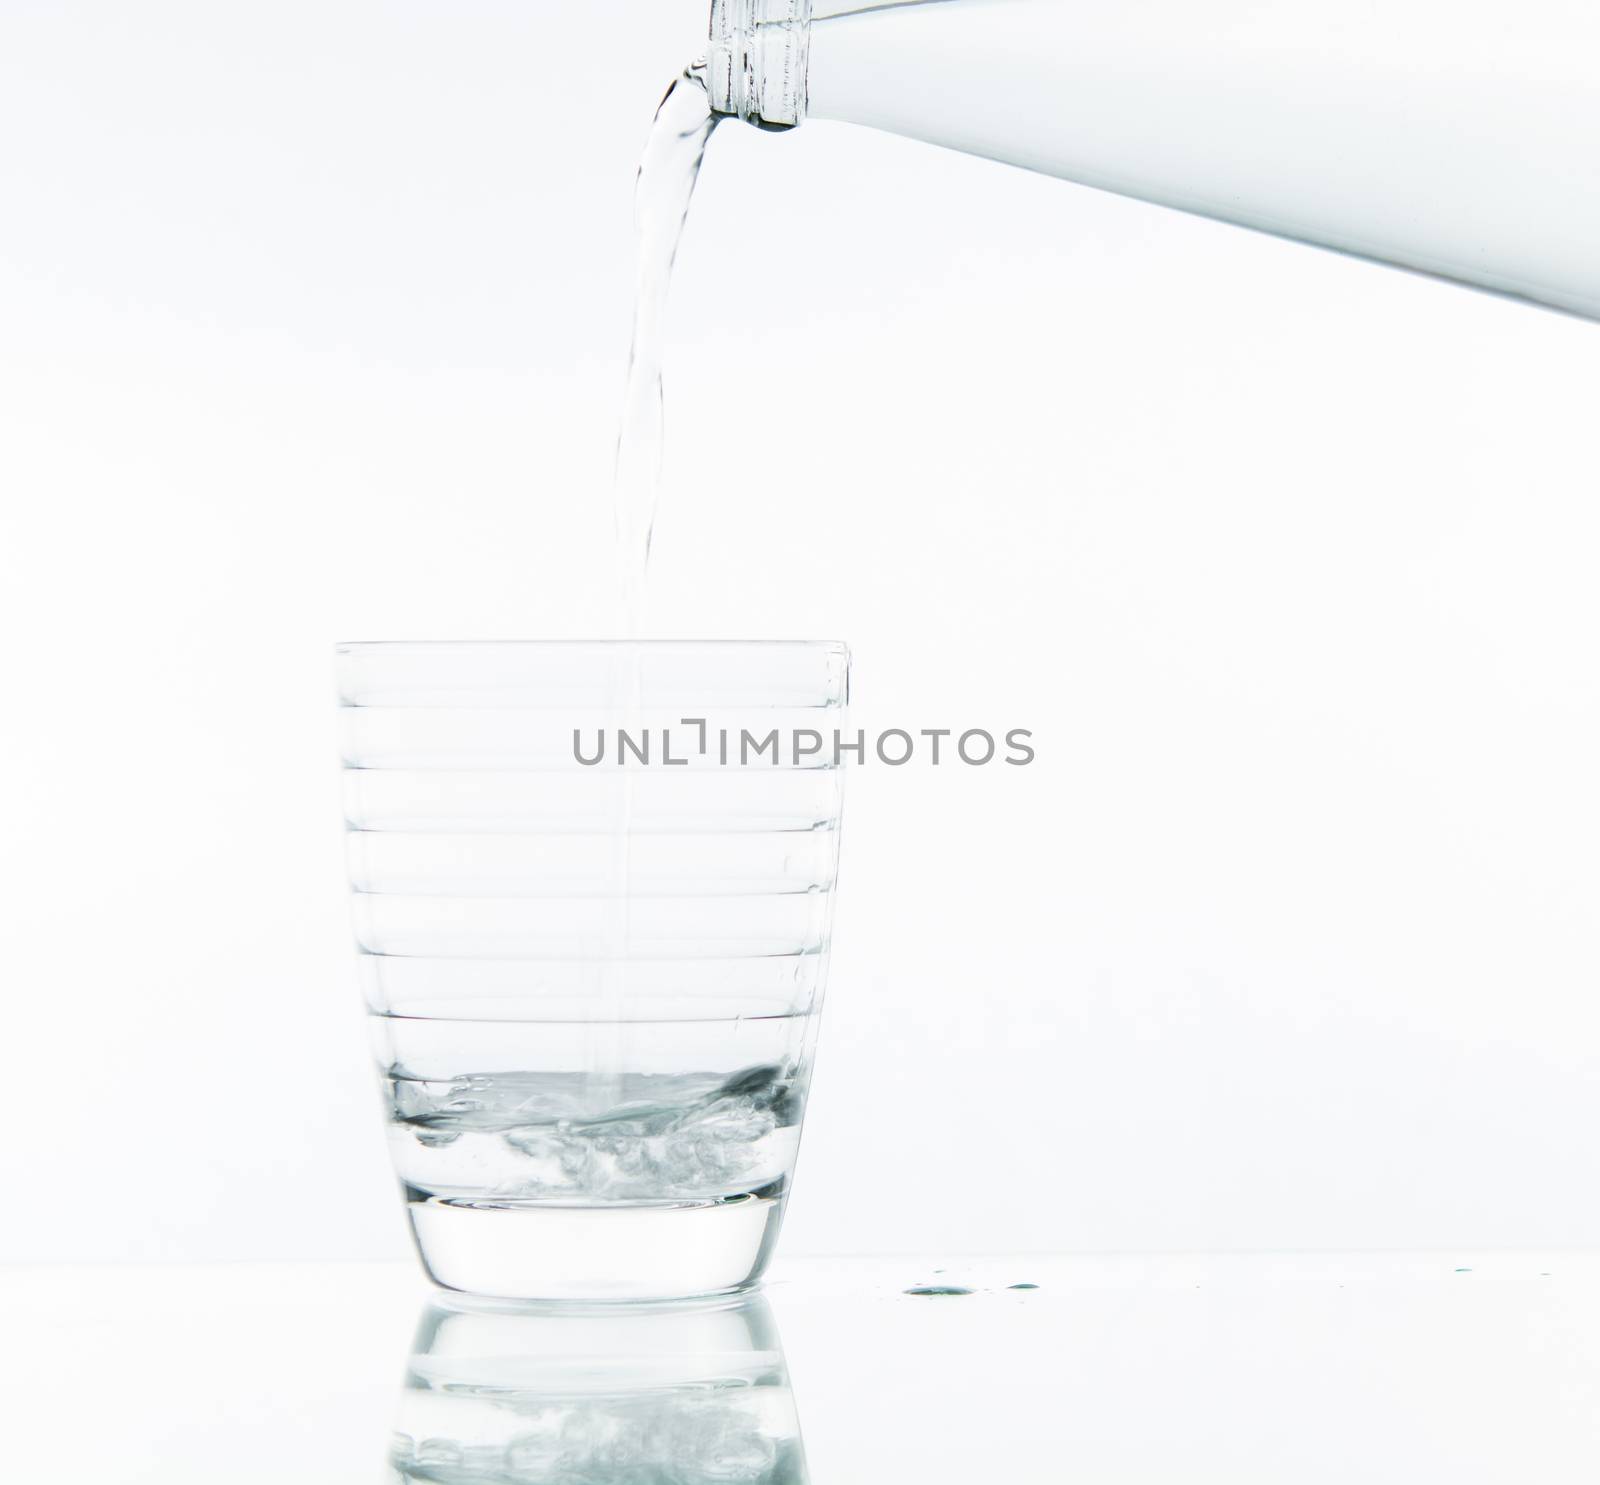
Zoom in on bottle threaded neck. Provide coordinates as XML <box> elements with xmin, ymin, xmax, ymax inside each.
<box><xmin>707</xmin><ymin>0</ymin><xmax>812</xmax><ymax>130</ymax></box>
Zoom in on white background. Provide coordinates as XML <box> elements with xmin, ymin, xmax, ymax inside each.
<box><xmin>3</xmin><ymin>0</ymin><xmax>1599</xmax><ymax>1265</ymax></box>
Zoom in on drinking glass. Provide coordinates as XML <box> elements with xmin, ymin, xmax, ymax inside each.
<box><xmin>336</xmin><ymin>641</ymin><xmax>849</xmax><ymax>1300</ymax></box>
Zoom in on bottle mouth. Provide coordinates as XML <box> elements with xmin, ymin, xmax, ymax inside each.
<box><xmin>706</xmin><ymin>0</ymin><xmax>812</xmax><ymax>130</ymax></box>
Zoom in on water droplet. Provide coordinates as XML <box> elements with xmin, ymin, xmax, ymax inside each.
<box><xmin>904</xmin><ymin>1285</ymin><xmax>973</xmax><ymax>1297</ymax></box>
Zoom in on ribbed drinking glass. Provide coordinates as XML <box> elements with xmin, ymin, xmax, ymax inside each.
<box><xmin>336</xmin><ymin>641</ymin><xmax>849</xmax><ymax>1300</ymax></box>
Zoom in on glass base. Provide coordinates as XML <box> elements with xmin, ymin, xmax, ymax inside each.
<box><xmin>407</xmin><ymin>1192</ymin><xmax>787</xmax><ymax>1302</ymax></box>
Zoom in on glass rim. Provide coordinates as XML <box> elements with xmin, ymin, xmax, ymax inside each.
<box><xmin>335</xmin><ymin>638</ymin><xmax>848</xmax><ymax>653</ymax></box>
<box><xmin>335</xmin><ymin>638</ymin><xmax>850</xmax><ymax>711</ymax></box>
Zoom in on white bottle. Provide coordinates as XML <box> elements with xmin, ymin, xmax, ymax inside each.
<box><xmin>708</xmin><ymin>0</ymin><xmax>1600</xmax><ymax>319</ymax></box>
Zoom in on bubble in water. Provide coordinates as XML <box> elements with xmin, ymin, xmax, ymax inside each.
<box><xmin>390</xmin><ymin>1063</ymin><xmax>802</xmax><ymax>1203</ymax></box>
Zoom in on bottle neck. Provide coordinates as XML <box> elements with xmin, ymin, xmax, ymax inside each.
<box><xmin>707</xmin><ymin>0</ymin><xmax>813</xmax><ymax>130</ymax></box>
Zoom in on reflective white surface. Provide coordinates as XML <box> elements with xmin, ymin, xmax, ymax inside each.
<box><xmin>2</xmin><ymin>1253</ymin><xmax>1597</xmax><ymax>1481</ymax></box>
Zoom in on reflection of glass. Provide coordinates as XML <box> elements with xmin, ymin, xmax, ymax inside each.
<box><xmin>390</xmin><ymin>1293</ymin><xmax>809</xmax><ymax>1484</ymax></box>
